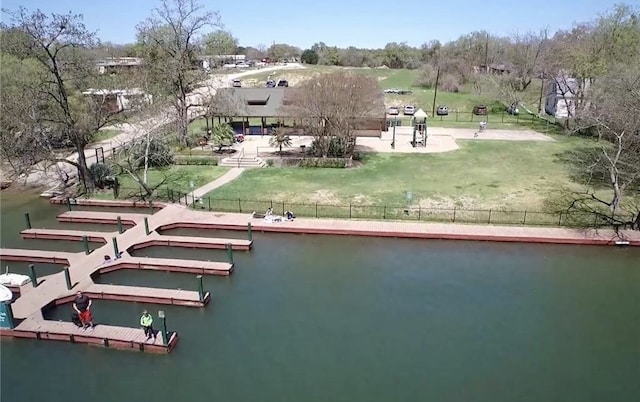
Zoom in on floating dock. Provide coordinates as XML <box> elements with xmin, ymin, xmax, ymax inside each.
<box><xmin>56</xmin><ymin>211</ymin><xmax>147</xmax><ymax>225</ymax></box>
<box><xmin>21</xmin><ymin>228</ymin><xmax>109</xmax><ymax>243</ymax></box>
<box><xmin>1</xmin><ymin>205</ymin><xmax>253</xmax><ymax>354</ymax></box>
<box><xmin>1</xmin><ymin>318</ymin><xmax>178</xmax><ymax>354</ymax></box>
<box><xmin>98</xmin><ymin>257</ymin><xmax>233</xmax><ymax>276</ymax></box>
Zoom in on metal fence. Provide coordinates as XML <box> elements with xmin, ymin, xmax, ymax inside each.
<box><xmin>388</xmin><ymin>110</ymin><xmax>560</xmax><ymax>131</ymax></box>
<box><xmin>104</xmin><ymin>188</ymin><xmax>624</xmax><ymax>228</ymax></box>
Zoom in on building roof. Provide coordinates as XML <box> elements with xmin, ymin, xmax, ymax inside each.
<box><xmin>215</xmin><ymin>87</ymin><xmax>386</xmax><ymax>118</ymax></box>
<box><xmin>96</xmin><ymin>57</ymin><xmax>143</xmax><ymax>67</ymax></box>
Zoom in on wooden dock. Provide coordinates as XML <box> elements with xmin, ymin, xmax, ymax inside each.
<box><xmin>98</xmin><ymin>257</ymin><xmax>233</xmax><ymax>276</ymax></box>
<box><xmin>21</xmin><ymin>228</ymin><xmax>109</xmax><ymax>243</ymax></box>
<box><xmin>81</xmin><ymin>283</ymin><xmax>210</xmax><ymax>307</ymax></box>
<box><xmin>2</xmin><ymin>318</ymin><xmax>178</xmax><ymax>353</ymax></box>
<box><xmin>57</xmin><ymin>211</ymin><xmax>147</xmax><ymax>225</ymax></box>
<box><xmin>131</xmin><ymin>235</ymin><xmax>252</xmax><ymax>251</ymax></box>
<box><xmin>0</xmin><ymin>248</ymin><xmax>74</xmax><ymax>265</ymax></box>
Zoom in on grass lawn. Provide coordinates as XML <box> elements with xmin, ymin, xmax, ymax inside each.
<box><xmin>203</xmin><ymin>136</ymin><xmax>594</xmax><ymax>214</ymax></box>
<box><xmin>94</xmin><ymin>165</ymin><xmax>229</xmax><ymax>199</ymax></box>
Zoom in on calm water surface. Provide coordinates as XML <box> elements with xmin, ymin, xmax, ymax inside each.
<box><xmin>1</xmin><ymin>193</ymin><xmax>639</xmax><ymax>402</ymax></box>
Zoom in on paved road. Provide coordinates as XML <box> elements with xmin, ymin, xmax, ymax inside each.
<box><xmin>21</xmin><ymin>64</ymin><xmax>304</xmax><ymax>193</ymax></box>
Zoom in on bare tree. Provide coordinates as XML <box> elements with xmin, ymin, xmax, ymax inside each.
<box><xmin>559</xmin><ymin>64</ymin><xmax>640</xmax><ymax>230</ymax></box>
<box><xmin>109</xmin><ymin>108</ymin><xmax>181</xmax><ymax>200</ymax></box>
<box><xmin>1</xmin><ymin>8</ymin><xmax>128</xmax><ymax>193</ymax></box>
<box><xmin>136</xmin><ymin>0</ymin><xmax>220</xmax><ymax>147</ymax></box>
<box><xmin>284</xmin><ymin>72</ymin><xmax>382</xmax><ymax>158</ymax></box>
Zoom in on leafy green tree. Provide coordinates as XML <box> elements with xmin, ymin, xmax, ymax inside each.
<box><xmin>1</xmin><ymin>7</ymin><xmax>129</xmax><ymax>193</ymax></box>
<box><xmin>203</xmin><ymin>30</ymin><xmax>237</xmax><ymax>59</ymax></box>
<box><xmin>211</xmin><ymin>123</ymin><xmax>234</xmax><ymax>152</ymax></box>
<box><xmin>300</xmin><ymin>49</ymin><xmax>319</xmax><ymax>64</ymax></box>
<box><xmin>268</xmin><ymin>127</ymin><xmax>292</xmax><ymax>154</ymax></box>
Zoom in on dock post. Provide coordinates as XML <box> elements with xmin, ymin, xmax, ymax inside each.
<box><xmin>63</xmin><ymin>267</ymin><xmax>72</xmax><ymax>290</ymax></box>
<box><xmin>226</xmin><ymin>243</ymin><xmax>233</xmax><ymax>264</ymax></box>
<box><xmin>197</xmin><ymin>275</ymin><xmax>204</xmax><ymax>302</ymax></box>
<box><xmin>24</xmin><ymin>212</ymin><xmax>32</xmax><ymax>230</ymax></box>
<box><xmin>158</xmin><ymin>310</ymin><xmax>168</xmax><ymax>346</ymax></box>
<box><xmin>144</xmin><ymin>217</ymin><xmax>150</xmax><ymax>235</ymax></box>
<box><xmin>66</xmin><ymin>197</ymin><xmax>72</xmax><ymax>211</ymax></box>
<box><xmin>82</xmin><ymin>235</ymin><xmax>90</xmax><ymax>255</ymax></box>
<box><xmin>247</xmin><ymin>222</ymin><xmax>252</xmax><ymax>242</ymax></box>
<box><xmin>28</xmin><ymin>264</ymin><xmax>37</xmax><ymax>287</ymax></box>
<box><xmin>116</xmin><ymin>216</ymin><xmax>124</xmax><ymax>234</ymax></box>
<box><xmin>112</xmin><ymin>237</ymin><xmax>120</xmax><ymax>256</ymax></box>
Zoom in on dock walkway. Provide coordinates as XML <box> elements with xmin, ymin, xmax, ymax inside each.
<box><xmin>84</xmin><ymin>283</ymin><xmax>210</xmax><ymax>306</ymax></box>
<box><xmin>21</xmin><ymin>228</ymin><xmax>109</xmax><ymax>243</ymax></box>
<box><xmin>57</xmin><ymin>211</ymin><xmax>148</xmax><ymax>225</ymax></box>
<box><xmin>10</xmin><ymin>316</ymin><xmax>177</xmax><ymax>353</ymax></box>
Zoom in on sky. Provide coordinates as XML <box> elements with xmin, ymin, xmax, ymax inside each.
<box><xmin>1</xmin><ymin>0</ymin><xmax>629</xmax><ymax>49</ymax></box>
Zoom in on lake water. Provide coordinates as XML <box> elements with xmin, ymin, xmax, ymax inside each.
<box><xmin>1</xmin><ymin>192</ymin><xmax>639</xmax><ymax>402</ymax></box>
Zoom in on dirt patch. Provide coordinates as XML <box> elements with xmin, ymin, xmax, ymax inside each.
<box><xmin>417</xmin><ymin>196</ymin><xmax>485</xmax><ymax>210</ymax></box>
<box><xmin>312</xmin><ymin>189</ymin><xmax>340</xmax><ymax>204</ymax></box>
<box><xmin>352</xmin><ymin>194</ymin><xmax>373</xmax><ymax>205</ymax></box>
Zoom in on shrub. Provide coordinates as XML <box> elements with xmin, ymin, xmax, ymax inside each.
<box><xmin>265</xmin><ymin>159</ymin><xmax>274</xmax><ymax>167</ymax></box>
<box><xmin>89</xmin><ymin>163</ymin><xmax>114</xmax><ymax>188</ymax></box>
<box><xmin>173</xmin><ymin>156</ymin><xmax>218</xmax><ymax>166</ymax></box>
<box><xmin>414</xmin><ymin>64</ymin><xmax>438</xmax><ymax>88</ymax></box>
<box><xmin>439</xmin><ymin>74</ymin><xmax>461</xmax><ymax>93</ymax></box>
<box><xmin>298</xmin><ymin>158</ymin><xmax>347</xmax><ymax>168</ymax></box>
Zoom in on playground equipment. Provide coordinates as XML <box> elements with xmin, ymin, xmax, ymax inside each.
<box><xmin>412</xmin><ymin>109</ymin><xmax>428</xmax><ymax>147</ymax></box>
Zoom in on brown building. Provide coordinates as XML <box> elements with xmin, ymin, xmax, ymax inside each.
<box><xmin>211</xmin><ymin>87</ymin><xmax>387</xmax><ymax>137</ymax></box>
<box><xmin>82</xmin><ymin>89</ymin><xmax>152</xmax><ymax>114</ymax></box>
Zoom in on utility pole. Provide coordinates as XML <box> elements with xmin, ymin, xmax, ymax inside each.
<box><xmin>538</xmin><ymin>72</ymin><xmax>545</xmax><ymax>116</ymax></box>
<box><xmin>432</xmin><ymin>67</ymin><xmax>441</xmax><ymax>117</ymax></box>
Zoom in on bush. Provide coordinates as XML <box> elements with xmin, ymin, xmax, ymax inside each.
<box><xmin>131</xmin><ymin>138</ymin><xmax>174</xmax><ymax>168</ymax></box>
<box><xmin>173</xmin><ymin>156</ymin><xmax>218</xmax><ymax>166</ymax></box>
<box><xmin>439</xmin><ymin>74</ymin><xmax>461</xmax><ymax>93</ymax></box>
<box><xmin>309</xmin><ymin>137</ymin><xmax>355</xmax><ymax>158</ymax></box>
<box><xmin>299</xmin><ymin>158</ymin><xmax>348</xmax><ymax>168</ymax></box>
<box><xmin>415</xmin><ymin>64</ymin><xmax>438</xmax><ymax>88</ymax></box>
<box><xmin>89</xmin><ymin>163</ymin><xmax>114</xmax><ymax>188</ymax></box>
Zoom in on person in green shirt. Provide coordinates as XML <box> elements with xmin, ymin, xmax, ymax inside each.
<box><xmin>140</xmin><ymin>310</ymin><xmax>155</xmax><ymax>340</ymax></box>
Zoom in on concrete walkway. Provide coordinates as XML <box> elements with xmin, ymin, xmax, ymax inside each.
<box><xmin>186</xmin><ymin>168</ymin><xmax>245</xmax><ymax>204</ymax></box>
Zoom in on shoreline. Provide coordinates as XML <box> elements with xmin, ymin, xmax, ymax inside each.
<box><xmin>48</xmin><ymin>198</ymin><xmax>640</xmax><ymax>247</ymax></box>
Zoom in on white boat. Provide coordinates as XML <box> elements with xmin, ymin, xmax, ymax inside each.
<box><xmin>0</xmin><ymin>272</ymin><xmax>31</xmax><ymax>287</ymax></box>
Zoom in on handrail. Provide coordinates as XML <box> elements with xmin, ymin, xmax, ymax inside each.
<box><xmin>237</xmin><ymin>147</ymin><xmax>244</xmax><ymax>168</ymax></box>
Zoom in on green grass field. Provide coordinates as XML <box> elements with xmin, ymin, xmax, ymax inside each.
<box><xmin>94</xmin><ymin>165</ymin><xmax>229</xmax><ymax>199</ymax></box>
<box><xmin>203</xmin><ymin>136</ymin><xmax>594</xmax><ymax>213</ymax></box>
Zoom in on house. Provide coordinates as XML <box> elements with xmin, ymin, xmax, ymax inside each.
<box><xmin>82</xmin><ymin>88</ymin><xmax>152</xmax><ymax>114</ymax></box>
<box><xmin>96</xmin><ymin>57</ymin><xmax>143</xmax><ymax>74</ymax></box>
<box><xmin>544</xmin><ymin>77</ymin><xmax>589</xmax><ymax>119</ymax></box>
<box><xmin>211</xmin><ymin>88</ymin><xmax>387</xmax><ymax>137</ymax></box>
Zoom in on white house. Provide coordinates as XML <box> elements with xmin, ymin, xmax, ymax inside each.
<box><xmin>82</xmin><ymin>88</ymin><xmax>152</xmax><ymax>114</ymax></box>
<box><xmin>545</xmin><ymin>77</ymin><xmax>589</xmax><ymax>119</ymax></box>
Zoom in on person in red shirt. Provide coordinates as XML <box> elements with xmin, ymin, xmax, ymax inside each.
<box><xmin>73</xmin><ymin>291</ymin><xmax>94</xmax><ymax>330</ymax></box>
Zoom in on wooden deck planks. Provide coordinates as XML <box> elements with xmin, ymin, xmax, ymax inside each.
<box><xmin>123</xmin><ymin>256</ymin><xmax>233</xmax><ymax>275</ymax></box>
<box><xmin>14</xmin><ymin>318</ymin><xmax>165</xmax><ymax>346</ymax></box>
<box><xmin>84</xmin><ymin>283</ymin><xmax>207</xmax><ymax>306</ymax></box>
<box><xmin>21</xmin><ymin>228</ymin><xmax>109</xmax><ymax>243</ymax></box>
<box><xmin>57</xmin><ymin>211</ymin><xmax>147</xmax><ymax>225</ymax></box>
<box><xmin>0</xmin><ymin>248</ymin><xmax>74</xmax><ymax>264</ymax></box>
<box><xmin>132</xmin><ymin>235</ymin><xmax>252</xmax><ymax>250</ymax></box>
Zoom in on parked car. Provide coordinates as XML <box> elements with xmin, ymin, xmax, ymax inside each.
<box><xmin>266</xmin><ymin>79</ymin><xmax>276</xmax><ymax>88</ymax></box>
<box><xmin>384</xmin><ymin>88</ymin><xmax>399</xmax><ymax>94</ymax></box>
<box><xmin>388</xmin><ymin>106</ymin><xmax>399</xmax><ymax>116</ymax></box>
<box><xmin>232</xmin><ymin>79</ymin><xmax>241</xmax><ymax>88</ymax></box>
<box><xmin>507</xmin><ymin>103</ymin><xmax>519</xmax><ymax>115</ymax></box>
<box><xmin>276</xmin><ymin>79</ymin><xmax>289</xmax><ymax>87</ymax></box>
<box><xmin>436</xmin><ymin>105</ymin><xmax>449</xmax><ymax>116</ymax></box>
<box><xmin>397</xmin><ymin>89</ymin><xmax>413</xmax><ymax>95</ymax></box>
<box><xmin>403</xmin><ymin>105</ymin><xmax>416</xmax><ymax>116</ymax></box>
<box><xmin>473</xmin><ymin>105</ymin><xmax>488</xmax><ymax>115</ymax></box>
